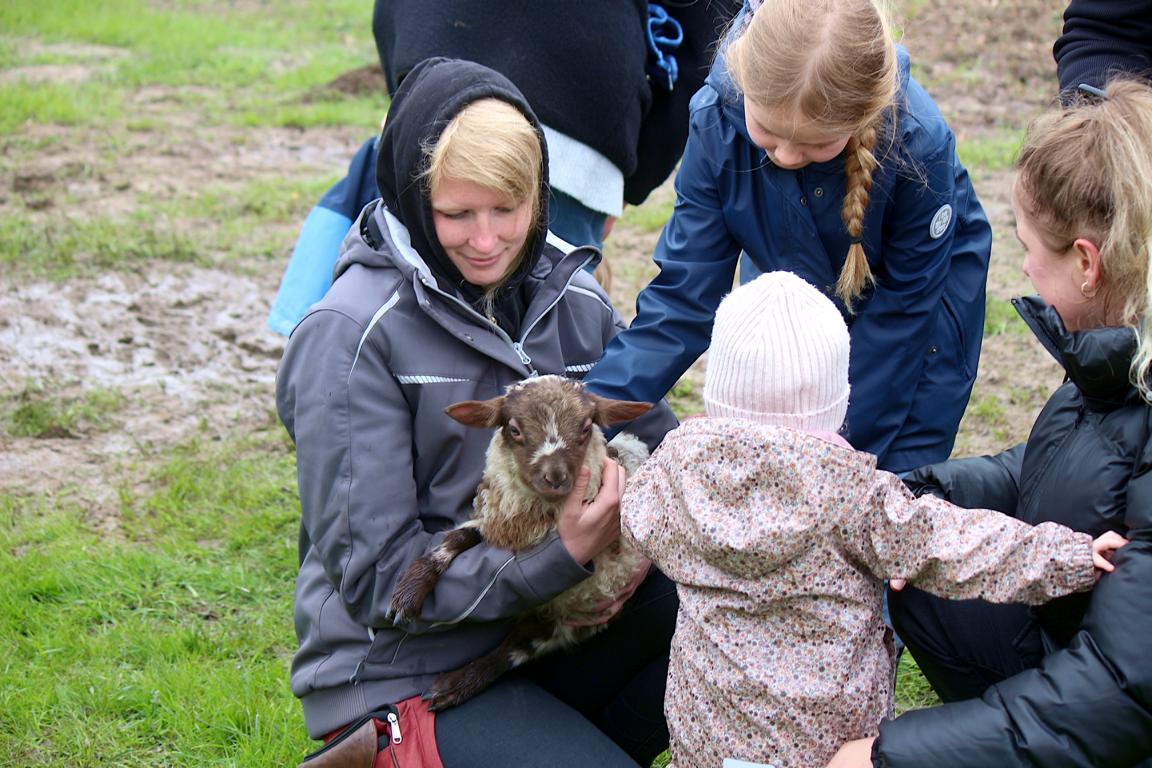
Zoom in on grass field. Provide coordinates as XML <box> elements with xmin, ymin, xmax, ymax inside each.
<box><xmin>0</xmin><ymin>0</ymin><xmax>1069</xmax><ymax>765</ymax></box>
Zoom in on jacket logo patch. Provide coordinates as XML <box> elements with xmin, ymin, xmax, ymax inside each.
<box><xmin>929</xmin><ymin>204</ymin><xmax>953</xmax><ymax>239</ymax></box>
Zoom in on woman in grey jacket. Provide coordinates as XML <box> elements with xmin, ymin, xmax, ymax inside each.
<box><xmin>276</xmin><ymin>58</ymin><xmax>678</xmax><ymax>767</ymax></box>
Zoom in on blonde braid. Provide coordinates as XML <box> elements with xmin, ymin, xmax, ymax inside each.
<box><xmin>837</xmin><ymin>122</ymin><xmax>879</xmax><ymax>310</ymax></box>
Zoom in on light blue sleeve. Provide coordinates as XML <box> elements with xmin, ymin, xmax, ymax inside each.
<box><xmin>266</xmin><ymin>206</ymin><xmax>354</xmax><ymax>335</ymax></box>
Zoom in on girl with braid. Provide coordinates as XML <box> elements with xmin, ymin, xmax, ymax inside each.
<box><xmin>583</xmin><ymin>0</ymin><xmax>992</xmax><ymax>474</ymax></box>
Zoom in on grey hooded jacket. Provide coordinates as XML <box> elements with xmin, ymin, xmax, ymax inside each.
<box><xmin>277</xmin><ymin>200</ymin><xmax>677</xmax><ymax>738</ymax></box>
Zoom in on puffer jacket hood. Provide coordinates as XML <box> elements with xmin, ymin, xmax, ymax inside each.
<box><xmin>1014</xmin><ymin>294</ymin><xmax>1140</xmax><ymax>405</ymax></box>
<box><xmin>366</xmin><ymin>56</ymin><xmax>550</xmax><ymax>331</ymax></box>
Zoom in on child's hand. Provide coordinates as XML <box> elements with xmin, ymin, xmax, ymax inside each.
<box><xmin>825</xmin><ymin>737</ymin><xmax>875</xmax><ymax>767</ymax></box>
<box><xmin>1091</xmin><ymin>530</ymin><xmax>1129</xmax><ymax>576</ymax></box>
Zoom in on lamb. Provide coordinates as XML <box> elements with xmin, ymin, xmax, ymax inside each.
<box><xmin>388</xmin><ymin>374</ymin><xmax>653</xmax><ymax>710</ymax></box>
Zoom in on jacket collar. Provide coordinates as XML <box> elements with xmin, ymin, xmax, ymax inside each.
<box><xmin>1013</xmin><ymin>295</ymin><xmax>1140</xmax><ymax>404</ymax></box>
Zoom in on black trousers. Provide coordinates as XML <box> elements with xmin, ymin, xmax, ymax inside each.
<box><xmin>888</xmin><ymin>584</ymin><xmax>1045</xmax><ymax>702</ymax></box>
<box><xmin>435</xmin><ymin>568</ymin><xmax>678</xmax><ymax>767</ymax></box>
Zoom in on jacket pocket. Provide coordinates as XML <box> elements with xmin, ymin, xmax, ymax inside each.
<box><xmin>939</xmin><ymin>293</ymin><xmax>973</xmax><ymax>381</ymax></box>
<box><xmin>364</xmin><ymin>627</ymin><xmax>407</xmax><ymax>667</ymax></box>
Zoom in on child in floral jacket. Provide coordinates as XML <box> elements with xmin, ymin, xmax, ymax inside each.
<box><xmin>620</xmin><ymin>271</ymin><xmax>1127</xmax><ymax>768</ymax></box>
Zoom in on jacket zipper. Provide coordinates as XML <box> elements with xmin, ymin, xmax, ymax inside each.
<box><xmin>387</xmin><ymin>711</ymin><xmax>402</xmax><ymax>744</ymax></box>
<box><xmin>512</xmin><ymin>341</ymin><xmax>533</xmax><ymax>369</ymax></box>
<box><xmin>380</xmin><ymin>710</ymin><xmax>401</xmax><ymax>768</ymax></box>
<box><xmin>512</xmin><ymin>250</ymin><xmax>596</xmax><ymax>373</ymax></box>
<box><xmin>413</xmin><ymin>274</ymin><xmax>536</xmax><ymax>375</ymax></box>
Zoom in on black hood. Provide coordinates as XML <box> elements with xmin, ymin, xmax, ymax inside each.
<box><xmin>375</xmin><ymin>57</ymin><xmax>550</xmax><ymax>331</ymax></box>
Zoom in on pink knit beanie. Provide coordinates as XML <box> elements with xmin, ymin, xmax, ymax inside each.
<box><xmin>703</xmin><ymin>271</ymin><xmax>850</xmax><ymax>431</ymax></box>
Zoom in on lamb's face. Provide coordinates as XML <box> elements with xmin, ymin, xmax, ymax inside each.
<box><xmin>444</xmin><ymin>374</ymin><xmax>654</xmax><ymax>502</ymax></box>
<box><xmin>500</xmin><ymin>378</ymin><xmax>598</xmax><ymax>500</ymax></box>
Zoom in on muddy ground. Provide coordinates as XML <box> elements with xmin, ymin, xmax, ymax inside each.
<box><xmin>0</xmin><ymin>1</ymin><xmax>1069</xmax><ymax>520</ymax></box>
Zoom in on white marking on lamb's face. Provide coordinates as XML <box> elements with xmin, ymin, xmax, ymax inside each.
<box><xmin>531</xmin><ymin>435</ymin><xmax>566</xmax><ymax>464</ymax></box>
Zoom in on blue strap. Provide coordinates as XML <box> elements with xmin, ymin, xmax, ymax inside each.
<box><xmin>646</xmin><ymin>4</ymin><xmax>683</xmax><ymax>91</ymax></box>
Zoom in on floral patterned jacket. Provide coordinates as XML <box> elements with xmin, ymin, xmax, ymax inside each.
<box><xmin>620</xmin><ymin>418</ymin><xmax>1096</xmax><ymax>768</ymax></box>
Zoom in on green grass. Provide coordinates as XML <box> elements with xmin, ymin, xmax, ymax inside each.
<box><xmin>234</xmin><ymin>94</ymin><xmax>385</xmax><ymax>130</ymax></box>
<box><xmin>985</xmin><ymin>296</ymin><xmax>1029</xmax><ymax>337</ymax></box>
<box><xmin>0</xmin><ymin>433</ymin><xmax>308</xmax><ymax>766</ymax></box>
<box><xmin>957</xmin><ymin>129</ymin><xmax>1026</xmax><ymax>172</ymax></box>
<box><xmin>2</xmin><ymin>172</ymin><xmax>343</xmax><ymax>280</ymax></box>
<box><xmin>965</xmin><ymin>393</ymin><xmax>1013</xmax><ymax>443</ymax></box>
<box><xmin>894</xmin><ymin>652</ymin><xmax>942</xmax><ymax>714</ymax></box>
<box><xmin>0</xmin><ymin>216</ymin><xmax>199</xmax><ymax>280</ymax></box>
<box><xmin>623</xmin><ymin>196</ymin><xmax>676</xmax><ymax>234</ymax></box>
<box><xmin>181</xmin><ymin>175</ymin><xmax>339</xmax><ymax>224</ymax></box>
<box><xmin>2</xmin><ymin>383</ymin><xmax>126</xmax><ymax>438</ymax></box>
<box><xmin>0</xmin><ymin>0</ymin><xmax>377</xmax><ymax>128</ymax></box>
<box><xmin>0</xmin><ymin>81</ymin><xmax>124</xmax><ymax>134</ymax></box>
<box><xmin>666</xmin><ymin>376</ymin><xmax>704</xmax><ymax>419</ymax></box>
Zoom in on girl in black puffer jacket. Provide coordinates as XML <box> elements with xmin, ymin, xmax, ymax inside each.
<box><xmin>828</xmin><ymin>79</ymin><xmax>1152</xmax><ymax>767</ymax></box>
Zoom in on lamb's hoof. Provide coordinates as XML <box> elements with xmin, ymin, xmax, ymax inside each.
<box><xmin>387</xmin><ymin>598</ymin><xmax>419</xmax><ymax>625</ymax></box>
<box><xmin>422</xmin><ymin>668</ymin><xmax>484</xmax><ymax>711</ymax></box>
<box><xmin>389</xmin><ymin>570</ymin><xmax>435</xmax><ymax>623</ymax></box>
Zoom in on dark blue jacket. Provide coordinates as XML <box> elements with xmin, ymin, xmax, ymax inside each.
<box><xmin>372</xmin><ymin>0</ymin><xmax>739</xmax><ymax>206</ymax></box>
<box><xmin>582</xmin><ymin>48</ymin><xmax>992</xmax><ymax>472</ymax></box>
<box><xmin>875</xmin><ymin>297</ymin><xmax>1152</xmax><ymax>767</ymax></box>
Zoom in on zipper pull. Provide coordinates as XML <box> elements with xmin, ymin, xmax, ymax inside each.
<box><xmin>512</xmin><ymin>342</ymin><xmax>536</xmax><ymax>376</ymax></box>
<box><xmin>387</xmin><ymin>711</ymin><xmax>402</xmax><ymax>744</ymax></box>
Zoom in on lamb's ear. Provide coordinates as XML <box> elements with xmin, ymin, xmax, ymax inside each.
<box><xmin>445</xmin><ymin>397</ymin><xmax>504</xmax><ymax>428</ymax></box>
<box><xmin>589</xmin><ymin>395</ymin><xmax>653</xmax><ymax>427</ymax></box>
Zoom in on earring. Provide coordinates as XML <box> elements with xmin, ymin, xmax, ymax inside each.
<box><xmin>1080</xmin><ymin>280</ymin><xmax>1098</xmax><ymax>299</ymax></box>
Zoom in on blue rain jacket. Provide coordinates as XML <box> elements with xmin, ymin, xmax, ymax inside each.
<box><xmin>583</xmin><ymin>48</ymin><xmax>992</xmax><ymax>472</ymax></box>
<box><xmin>267</xmin><ymin>138</ymin><xmax>378</xmax><ymax>336</ymax></box>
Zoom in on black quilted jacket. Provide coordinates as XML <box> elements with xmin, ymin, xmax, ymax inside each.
<box><xmin>874</xmin><ymin>296</ymin><xmax>1152</xmax><ymax>767</ymax></box>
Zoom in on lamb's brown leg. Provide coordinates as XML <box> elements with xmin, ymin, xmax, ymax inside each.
<box><xmin>422</xmin><ymin>615</ymin><xmax>551</xmax><ymax>711</ymax></box>
<box><xmin>389</xmin><ymin>526</ymin><xmax>484</xmax><ymax>623</ymax></box>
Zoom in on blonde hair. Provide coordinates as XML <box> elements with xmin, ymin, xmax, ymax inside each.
<box><xmin>424</xmin><ymin>98</ymin><xmax>544</xmax><ymax>294</ymax></box>
<box><xmin>1015</xmin><ymin>79</ymin><xmax>1152</xmax><ymax>399</ymax></box>
<box><xmin>726</xmin><ymin>0</ymin><xmax>898</xmax><ymax>310</ymax></box>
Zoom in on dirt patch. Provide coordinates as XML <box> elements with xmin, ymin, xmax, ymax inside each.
<box><xmin>3</xmin><ymin>120</ymin><xmax>363</xmax><ymax>224</ymax></box>
<box><xmin>0</xmin><ymin>263</ymin><xmax>286</xmax><ymax>521</ymax></box>
<box><xmin>307</xmin><ymin>63</ymin><xmax>389</xmax><ymax>100</ymax></box>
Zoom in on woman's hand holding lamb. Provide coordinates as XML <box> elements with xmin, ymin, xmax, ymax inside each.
<box><xmin>558</xmin><ymin>458</ymin><xmax>626</xmax><ymax>566</ymax></box>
